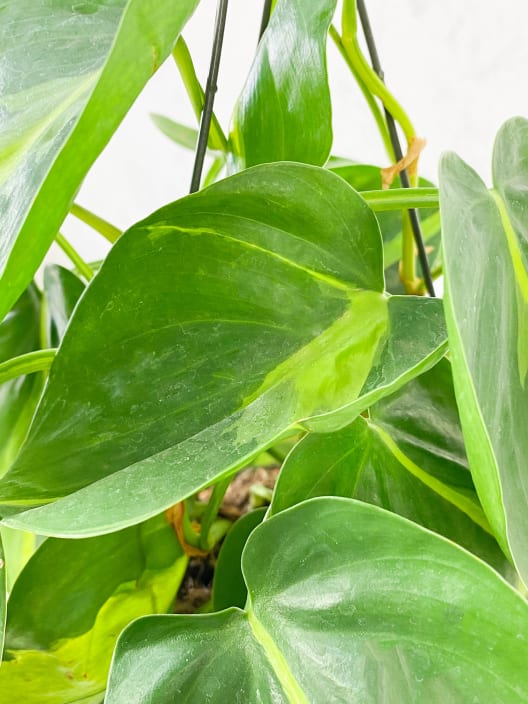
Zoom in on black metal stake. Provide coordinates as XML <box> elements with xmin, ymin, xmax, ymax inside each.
<box><xmin>357</xmin><ymin>0</ymin><xmax>436</xmax><ymax>297</ymax></box>
<box><xmin>190</xmin><ymin>0</ymin><xmax>229</xmax><ymax>194</ymax></box>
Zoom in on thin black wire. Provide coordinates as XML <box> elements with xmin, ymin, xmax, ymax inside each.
<box><xmin>259</xmin><ymin>0</ymin><xmax>273</xmax><ymax>41</ymax></box>
<box><xmin>356</xmin><ymin>0</ymin><xmax>436</xmax><ymax>297</ymax></box>
<box><xmin>190</xmin><ymin>0</ymin><xmax>229</xmax><ymax>194</ymax></box>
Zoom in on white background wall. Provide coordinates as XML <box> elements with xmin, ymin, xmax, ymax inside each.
<box><xmin>54</xmin><ymin>0</ymin><xmax>528</xmax><ymax>269</ymax></box>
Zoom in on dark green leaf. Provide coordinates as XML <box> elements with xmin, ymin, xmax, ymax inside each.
<box><xmin>331</xmin><ymin>162</ymin><xmax>441</xmax><ymax>293</ymax></box>
<box><xmin>106</xmin><ymin>498</ymin><xmax>528</xmax><ymax>703</ymax></box>
<box><xmin>0</xmin><ymin>514</ymin><xmax>186</xmax><ymax>703</ymax></box>
<box><xmin>0</xmin><ymin>286</ymin><xmax>42</xmax><ymax>477</ymax></box>
<box><xmin>231</xmin><ymin>0</ymin><xmax>336</xmax><ymax>169</ymax></box>
<box><xmin>271</xmin><ymin>359</ymin><xmax>510</xmax><ymax>574</ymax></box>
<box><xmin>213</xmin><ymin>508</ymin><xmax>266</xmax><ymax>611</ymax></box>
<box><xmin>44</xmin><ymin>264</ymin><xmax>85</xmax><ymax>345</ymax></box>
<box><xmin>0</xmin><ymin>164</ymin><xmax>446</xmax><ymax>537</ymax></box>
<box><xmin>0</xmin><ymin>0</ymin><xmax>200</xmax><ymax>322</ymax></box>
<box><xmin>440</xmin><ymin>116</ymin><xmax>528</xmax><ymax>584</ymax></box>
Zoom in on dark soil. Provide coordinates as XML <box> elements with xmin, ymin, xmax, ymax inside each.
<box><xmin>173</xmin><ymin>465</ymin><xmax>279</xmax><ymax>613</ymax></box>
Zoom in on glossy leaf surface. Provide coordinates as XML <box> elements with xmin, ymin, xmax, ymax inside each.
<box><xmin>0</xmin><ymin>286</ymin><xmax>42</xmax><ymax>477</ymax></box>
<box><xmin>0</xmin><ymin>514</ymin><xmax>186</xmax><ymax>703</ymax></box>
<box><xmin>272</xmin><ymin>360</ymin><xmax>509</xmax><ymax>573</ymax></box>
<box><xmin>213</xmin><ymin>508</ymin><xmax>266</xmax><ymax>611</ymax></box>
<box><xmin>231</xmin><ymin>0</ymin><xmax>336</xmax><ymax>169</ymax></box>
<box><xmin>107</xmin><ymin>498</ymin><xmax>528</xmax><ymax>703</ymax></box>
<box><xmin>0</xmin><ymin>164</ymin><xmax>446</xmax><ymax>537</ymax></box>
<box><xmin>0</xmin><ymin>0</ymin><xmax>200</xmax><ymax>321</ymax></box>
<box><xmin>43</xmin><ymin>264</ymin><xmax>85</xmax><ymax>345</ymax></box>
<box><xmin>440</xmin><ymin>117</ymin><xmax>528</xmax><ymax>582</ymax></box>
<box><xmin>331</xmin><ymin>162</ymin><xmax>441</xmax><ymax>293</ymax></box>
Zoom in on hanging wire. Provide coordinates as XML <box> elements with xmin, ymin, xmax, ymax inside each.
<box><xmin>356</xmin><ymin>0</ymin><xmax>436</xmax><ymax>297</ymax></box>
<box><xmin>190</xmin><ymin>0</ymin><xmax>229</xmax><ymax>193</ymax></box>
<box><xmin>259</xmin><ymin>0</ymin><xmax>273</xmax><ymax>41</ymax></box>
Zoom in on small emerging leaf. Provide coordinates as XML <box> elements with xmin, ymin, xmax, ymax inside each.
<box><xmin>231</xmin><ymin>0</ymin><xmax>337</xmax><ymax>169</ymax></box>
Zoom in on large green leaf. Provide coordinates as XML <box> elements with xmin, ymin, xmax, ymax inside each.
<box><xmin>0</xmin><ymin>286</ymin><xmax>42</xmax><ymax>477</ymax></box>
<box><xmin>440</xmin><ymin>117</ymin><xmax>528</xmax><ymax>583</ymax></box>
<box><xmin>0</xmin><ymin>164</ymin><xmax>446</xmax><ymax>537</ymax></box>
<box><xmin>230</xmin><ymin>0</ymin><xmax>336</xmax><ymax>169</ymax></box>
<box><xmin>331</xmin><ymin>162</ymin><xmax>441</xmax><ymax>293</ymax></box>
<box><xmin>0</xmin><ymin>514</ymin><xmax>186</xmax><ymax>703</ymax></box>
<box><xmin>271</xmin><ymin>359</ymin><xmax>510</xmax><ymax>574</ymax></box>
<box><xmin>106</xmin><ymin>498</ymin><xmax>528</xmax><ymax>703</ymax></box>
<box><xmin>0</xmin><ymin>0</ymin><xmax>200</xmax><ymax>322</ymax></box>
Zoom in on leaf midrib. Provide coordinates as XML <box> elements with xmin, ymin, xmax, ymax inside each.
<box><xmin>247</xmin><ymin>608</ymin><xmax>308</xmax><ymax>704</ymax></box>
<box><xmin>367</xmin><ymin>419</ymin><xmax>492</xmax><ymax>533</ymax></box>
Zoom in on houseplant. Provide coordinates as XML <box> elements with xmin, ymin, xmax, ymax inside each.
<box><xmin>1</xmin><ymin>0</ymin><xmax>527</xmax><ymax>701</ymax></box>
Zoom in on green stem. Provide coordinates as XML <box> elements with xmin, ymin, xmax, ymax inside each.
<box><xmin>202</xmin><ymin>154</ymin><xmax>226</xmax><ymax>188</ymax></box>
<box><xmin>172</xmin><ymin>37</ymin><xmax>228</xmax><ymax>153</ymax></box>
<box><xmin>329</xmin><ymin>25</ymin><xmax>395</xmax><ymax>162</ymax></box>
<box><xmin>200</xmin><ymin>476</ymin><xmax>231</xmax><ymax>551</ymax></box>
<box><xmin>401</xmin><ymin>212</ymin><xmax>417</xmax><ymax>290</ymax></box>
<box><xmin>70</xmin><ymin>203</ymin><xmax>122</xmax><ymax>244</ymax></box>
<box><xmin>383</xmin><ymin>210</ymin><xmax>440</xmax><ymax>269</ymax></box>
<box><xmin>362</xmin><ymin>187</ymin><xmax>439</xmax><ymax>211</ymax></box>
<box><xmin>266</xmin><ymin>446</ymin><xmax>285</xmax><ymax>464</ymax></box>
<box><xmin>0</xmin><ymin>349</ymin><xmax>56</xmax><ymax>386</ymax></box>
<box><xmin>55</xmin><ymin>233</ymin><xmax>94</xmax><ymax>282</ymax></box>
<box><xmin>341</xmin><ymin>0</ymin><xmax>416</xmax><ymax>145</ymax></box>
<box><xmin>39</xmin><ymin>295</ymin><xmax>50</xmax><ymax>350</ymax></box>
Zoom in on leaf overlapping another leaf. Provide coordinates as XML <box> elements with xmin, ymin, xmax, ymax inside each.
<box><xmin>0</xmin><ymin>163</ymin><xmax>446</xmax><ymax>538</ymax></box>
<box><xmin>106</xmin><ymin>498</ymin><xmax>528</xmax><ymax>703</ymax></box>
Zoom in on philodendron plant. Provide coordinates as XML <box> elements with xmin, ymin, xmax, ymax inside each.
<box><xmin>1</xmin><ymin>0</ymin><xmax>527</xmax><ymax>701</ymax></box>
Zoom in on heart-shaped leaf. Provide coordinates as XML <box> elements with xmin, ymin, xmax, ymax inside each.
<box><xmin>440</xmin><ymin>117</ymin><xmax>528</xmax><ymax>583</ymax></box>
<box><xmin>106</xmin><ymin>498</ymin><xmax>528</xmax><ymax>703</ymax></box>
<box><xmin>0</xmin><ymin>0</ymin><xmax>200</xmax><ymax>321</ymax></box>
<box><xmin>0</xmin><ymin>164</ymin><xmax>446</xmax><ymax>538</ymax></box>
<box><xmin>230</xmin><ymin>0</ymin><xmax>336</xmax><ymax>169</ymax></box>
<box><xmin>0</xmin><ymin>514</ymin><xmax>186</xmax><ymax>703</ymax></box>
<box><xmin>271</xmin><ymin>359</ymin><xmax>510</xmax><ymax>574</ymax></box>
